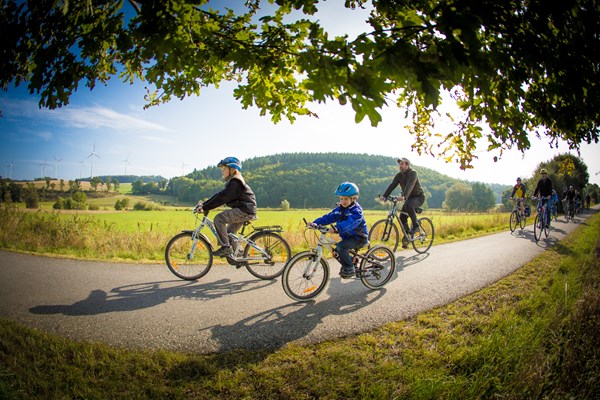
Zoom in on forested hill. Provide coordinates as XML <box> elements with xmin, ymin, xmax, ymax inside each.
<box><xmin>170</xmin><ymin>153</ymin><xmax>503</xmax><ymax>209</ymax></box>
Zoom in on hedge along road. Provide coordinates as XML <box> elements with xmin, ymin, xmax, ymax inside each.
<box><xmin>0</xmin><ymin>208</ymin><xmax>596</xmax><ymax>354</ymax></box>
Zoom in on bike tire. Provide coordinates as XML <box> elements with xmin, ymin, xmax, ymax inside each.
<box><xmin>281</xmin><ymin>252</ymin><xmax>329</xmax><ymax>302</ymax></box>
<box><xmin>533</xmin><ymin>214</ymin><xmax>542</xmax><ymax>242</ymax></box>
<box><xmin>243</xmin><ymin>231</ymin><xmax>291</xmax><ymax>280</ymax></box>
<box><xmin>165</xmin><ymin>232</ymin><xmax>213</xmax><ymax>280</ymax></box>
<box><xmin>412</xmin><ymin>217</ymin><xmax>434</xmax><ymax>254</ymax></box>
<box><xmin>359</xmin><ymin>245</ymin><xmax>396</xmax><ymax>289</ymax></box>
<box><xmin>519</xmin><ymin>213</ymin><xmax>526</xmax><ymax>230</ymax></box>
<box><xmin>369</xmin><ymin>219</ymin><xmax>399</xmax><ymax>252</ymax></box>
<box><xmin>509</xmin><ymin>210</ymin><xmax>518</xmax><ymax>233</ymax></box>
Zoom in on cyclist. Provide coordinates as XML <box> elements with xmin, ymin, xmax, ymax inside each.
<box><xmin>380</xmin><ymin>157</ymin><xmax>425</xmax><ymax>249</ymax></box>
<box><xmin>195</xmin><ymin>157</ymin><xmax>257</xmax><ymax>257</ymax></box>
<box><xmin>550</xmin><ymin>189</ymin><xmax>559</xmax><ymax>219</ymax></box>
<box><xmin>308</xmin><ymin>182</ymin><xmax>369</xmax><ymax>279</ymax></box>
<box><xmin>563</xmin><ymin>185</ymin><xmax>576</xmax><ymax>217</ymax></box>
<box><xmin>509</xmin><ymin>177</ymin><xmax>527</xmax><ymax>217</ymax></box>
<box><xmin>532</xmin><ymin>168</ymin><xmax>553</xmax><ymax>228</ymax></box>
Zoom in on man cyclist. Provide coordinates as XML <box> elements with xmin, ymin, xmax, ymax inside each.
<box><xmin>509</xmin><ymin>177</ymin><xmax>527</xmax><ymax>217</ymax></box>
<box><xmin>380</xmin><ymin>157</ymin><xmax>425</xmax><ymax>249</ymax></box>
<box><xmin>532</xmin><ymin>168</ymin><xmax>553</xmax><ymax>228</ymax></box>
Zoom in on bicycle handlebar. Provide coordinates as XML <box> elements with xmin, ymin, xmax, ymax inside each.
<box><xmin>303</xmin><ymin>218</ymin><xmax>330</xmax><ymax>234</ymax></box>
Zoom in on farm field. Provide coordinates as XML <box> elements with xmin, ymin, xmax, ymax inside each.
<box><xmin>1</xmin><ymin>203</ymin><xmax>510</xmax><ymax>262</ymax></box>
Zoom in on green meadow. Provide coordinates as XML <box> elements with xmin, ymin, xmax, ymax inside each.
<box><xmin>0</xmin><ymin>204</ymin><xmax>509</xmax><ymax>262</ymax></box>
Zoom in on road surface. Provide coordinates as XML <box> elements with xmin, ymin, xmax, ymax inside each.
<box><xmin>0</xmin><ymin>209</ymin><xmax>595</xmax><ymax>354</ymax></box>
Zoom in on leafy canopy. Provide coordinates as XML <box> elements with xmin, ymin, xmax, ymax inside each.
<box><xmin>1</xmin><ymin>0</ymin><xmax>598</xmax><ymax>168</ymax></box>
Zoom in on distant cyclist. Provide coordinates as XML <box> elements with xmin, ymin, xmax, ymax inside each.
<box><xmin>509</xmin><ymin>177</ymin><xmax>527</xmax><ymax>216</ymax></box>
<box><xmin>532</xmin><ymin>168</ymin><xmax>553</xmax><ymax>228</ymax></box>
<box><xmin>380</xmin><ymin>157</ymin><xmax>425</xmax><ymax>249</ymax></box>
<box><xmin>563</xmin><ymin>185</ymin><xmax>576</xmax><ymax>216</ymax></box>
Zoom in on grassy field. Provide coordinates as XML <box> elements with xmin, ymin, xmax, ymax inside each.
<box><xmin>0</xmin><ymin>212</ymin><xmax>597</xmax><ymax>399</ymax></box>
<box><xmin>0</xmin><ymin>205</ymin><xmax>510</xmax><ymax>262</ymax></box>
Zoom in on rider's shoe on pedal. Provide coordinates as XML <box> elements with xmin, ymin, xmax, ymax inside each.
<box><xmin>401</xmin><ymin>237</ymin><xmax>409</xmax><ymax>249</ymax></box>
<box><xmin>213</xmin><ymin>246</ymin><xmax>232</xmax><ymax>257</ymax></box>
<box><xmin>339</xmin><ymin>267</ymin><xmax>355</xmax><ymax>279</ymax></box>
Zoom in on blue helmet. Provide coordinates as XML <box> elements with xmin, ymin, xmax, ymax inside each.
<box><xmin>217</xmin><ymin>157</ymin><xmax>242</xmax><ymax>171</ymax></box>
<box><xmin>335</xmin><ymin>182</ymin><xmax>359</xmax><ymax>197</ymax></box>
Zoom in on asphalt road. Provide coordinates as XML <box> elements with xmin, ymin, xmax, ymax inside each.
<box><xmin>0</xmin><ymin>208</ymin><xmax>596</xmax><ymax>354</ymax></box>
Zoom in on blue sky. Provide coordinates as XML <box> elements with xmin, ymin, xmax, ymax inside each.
<box><xmin>1</xmin><ymin>2</ymin><xmax>599</xmax><ymax>186</ymax></box>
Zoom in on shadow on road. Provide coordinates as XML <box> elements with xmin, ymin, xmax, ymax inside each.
<box><xmin>394</xmin><ymin>252</ymin><xmax>430</xmax><ymax>274</ymax></box>
<box><xmin>29</xmin><ymin>277</ymin><xmax>278</xmax><ymax>316</ymax></box>
<box><xmin>202</xmin><ymin>284</ymin><xmax>387</xmax><ymax>353</ymax></box>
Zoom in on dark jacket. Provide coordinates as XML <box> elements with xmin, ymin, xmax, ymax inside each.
<box><xmin>533</xmin><ymin>177</ymin><xmax>553</xmax><ymax>198</ymax></box>
<box><xmin>383</xmin><ymin>167</ymin><xmax>424</xmax><ymax>199</ymax></box>
<box><xmin>314</xmin><ymin>202</ymin><xmax>369</xmax><ymax>242</ymax></box>
<box><xmin>202</xmin><ymin>175</ymin><xmax>257</xmax><ymax>215</ymax></box>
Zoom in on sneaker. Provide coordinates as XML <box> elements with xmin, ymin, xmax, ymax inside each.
<box><xmin>339</xmin><ymin>269</ymin><xmax>355</xmax><ymax>279</ymax></box>
<box><xmin>401</xmin><ymin>237</ymin><xmax>409</xmax><ymax>249</ymax></box>
<box><xmin>212</xmin><ymin>246</ymin><xmax>233</xmax><ymax>257</ymax></box>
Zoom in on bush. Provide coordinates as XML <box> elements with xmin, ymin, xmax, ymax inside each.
<box><xmin>114</xmin><ymin>198</ymin><xmax>130</xmax><ymax>210</ymax></box>
<box><xmin>280</xmin><ymin>199</ymin><xmax>291</xmax><ymax>211</ymax></box>
<box><xmin>53</xmin><ymin>197</ymin><xmax>65</xmax><ymax>210</ymax></box>
<box><xmin>133</xmin><ymin>201</ymin><xmax>147</xmax><ymax>211</ymax></box>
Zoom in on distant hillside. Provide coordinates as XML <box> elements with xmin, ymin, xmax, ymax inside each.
<box><xmin>82</xmin><ymin>175</ymin><xmax>167</xmax><ymax>184</ymax></box>
<box><xmin>171</xmin><ymin>153</ymin><xmax>507</xmax><ymax>209</ymax></box>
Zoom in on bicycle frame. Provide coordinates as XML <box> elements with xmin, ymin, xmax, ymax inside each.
<box><xmin>300</xmin><ymin>225</ymin><xmax>369</xmax><ymax>279</ymax></box>
<box><xmin>382</xmin><ymin>196</ymin><xmax>418</xmax><ymax>237</ymax></box>
<box><xmin>189</xmin><ymin>212</ymin><xmax>274</xmax><ymax>263</ymax></box>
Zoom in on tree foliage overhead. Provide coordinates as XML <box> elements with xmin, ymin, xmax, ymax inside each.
<box><xmin>2</xmin><ymin>0</ymin><xmax>598</xmax><ymax>168</ymax></box>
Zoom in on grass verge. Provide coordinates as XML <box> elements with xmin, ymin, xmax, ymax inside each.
<box><xmin>1</xmin><ymin>214</ymin><xmax>598</xmax><ymax>399</ymax></box>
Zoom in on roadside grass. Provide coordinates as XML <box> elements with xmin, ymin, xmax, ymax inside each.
<box><xmin>0</xmin><ymin>213</ymin><xmax>597</xmax><ymax>399</ymax></box>
<box><xmin>0</xmin><ymin>205</ymin><xmax>511</xmax><ymax>262</ymax></box>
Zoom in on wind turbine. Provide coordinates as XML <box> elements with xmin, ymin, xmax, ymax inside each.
<box><xmin>53</xmin><ymin>156</ymin><xmax>62</xmax><ymax>179</ymax></box>
<box><xmin>39</xmin><ymin>159</ymin><xmax>48</xmax><ymax>178</ymax></box>
<box><xmin>87</xmin><ymin>144</ymin><xmax>100</xmax><ymax>179</ymax></box>
<box><xmin>122</xmin><ymin>154</ymin><xmax>131</xmax><ymax>176</ymax></box>
<box><xmin>181</xmin><ymin>161</ymin><xmax>189</xmax><ymax>176</ymax></box>
<box><xmin>78</xmin><ymin>158</ymin><xmax>86</xmax><ymax>180</ymax></box>
<box><xmin>4</xmin><ymin>161</ymin><xmax>13</xmax><ymax>179</ymax></box>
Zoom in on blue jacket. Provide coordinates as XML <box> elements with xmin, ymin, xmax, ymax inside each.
<box><xmin>314</xmin><ymin>202</ymin><xmax>369</xmax><ymax>242</ymax></box>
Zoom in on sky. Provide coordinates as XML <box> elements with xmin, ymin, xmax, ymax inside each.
<box><xmin>1</xmin><ymin>2</ymin><xmax>599</xmax><ymax>187</ymax></box>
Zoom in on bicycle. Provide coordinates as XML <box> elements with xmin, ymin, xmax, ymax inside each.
<box><xmin>281</xmin><ymin>220</ymin><xmax>396</xmax><ymax>302</ymax></box>
<box><xmin>165</xmin><ymin>210</ymin><xmax>291</xmax><ymax>280</ymax></box>
<box><xmin>532</xmin><ymin>196</ymin><xmax>551</xmax><ymax>242</ymax></box>
<box><xmin>562</xmin><ymin>199</ymin><xmax>576</xmax><ymax>222</ymax></box>
<box><xmin>368</xmin><ymin>195</ymin><xmax>434</xmax><ymax>253</ymax></box>
<box><xmin>509</xmin><ymin>197</ymin><xmax>527</xmax><ymax>233</ymax></box>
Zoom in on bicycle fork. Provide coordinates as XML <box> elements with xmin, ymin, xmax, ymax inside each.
<box><xmin>302</xmin><ymin>248</ymin><xmax>326</xmax><ymax>280</ymax></box>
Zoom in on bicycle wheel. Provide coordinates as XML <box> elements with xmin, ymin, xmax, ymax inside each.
<box><xmin>412</xmin><ymin>217</ymin><xmax>434</xmax><ymax>254</ymax></box>
<box><xmin>519</xmin><ymin>212</ymin><xmax>526</xmax><ymax>230</ymax></box>
<box><xmin>509</xmin><ymin>210</ymin><xmax>518</xmax><ymax>232</ymax></box>
<box><xmin>533</xmin><ymin>214</ymin><xmax>542</xmax><ymax>242</ymax></box>
<box><xmin>243</xmin><ymin>231</ymin><xmax>291</xmax><ymax>280</ymax></box>
<box><xmin>359</xmin><ymin>245</ymin><xmax>396</xmax><ymax>289</ymax></box>
<box><xmin>281</xmin><ymin>252</ymin><xmax>329</xmax><ymax>302</ymax></box>
<box><xmin>165</xmin><ymin>232</ymin><xmax>213</xmax><ymax>280</ymax></box>
<box><xmin>369</xmin><ymin>219</ymin><xmax>399</xmax><ymax>252</ymax></box>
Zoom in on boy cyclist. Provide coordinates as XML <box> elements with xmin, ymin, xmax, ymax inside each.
<box><xmin>195</xmin><ymin>157</ymin><xmax>257</xmax><ymax>257</ymax></box>
<box><xmin>308</xmin><ymin>182</ymin><xmax>369</xmax><ymax>279</ymax></box>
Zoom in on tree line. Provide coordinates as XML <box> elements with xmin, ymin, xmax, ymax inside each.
<box><xmin>162</xmin><ymin>153</ymin><xmax>503</xmax><ymax>211</ymax></box>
